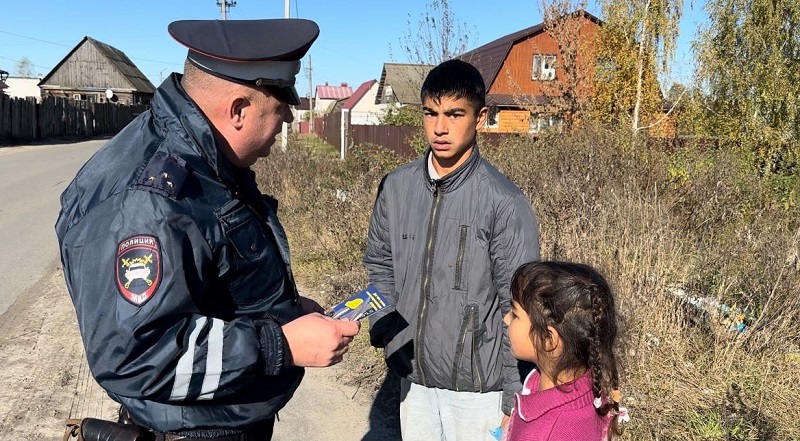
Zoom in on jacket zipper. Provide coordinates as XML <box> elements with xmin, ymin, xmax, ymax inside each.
<box><xmin>453</xmin><ymin>225</ymin><xmax>467</xmax><ymax>290</ymax></box>
<box><xmin>452</xmin><ymin>305</ymin><xmax>471</xmax><ymax>391</ymax></box>
<box><xmin>471</xmin><ymin>306</ymin><xmax>485</xmax><ymax>392</ymax></box>
<box><xmin>417</xmin><ymin>182</ymin><xmax>442</xmax><ymax>386</ymax></box>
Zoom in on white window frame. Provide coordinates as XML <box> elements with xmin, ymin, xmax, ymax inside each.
<box><xmin>383</xmin><ymin>85</ymin><xmax>394</xmax><ymax>104</ymax></box>
<box><xmin>532</xmin><ymin>54</ymin><xmax>557</xmax><ymax>81</ymax></box>
<box><xmin>529</xmin><ymin>113</ymin><xmax>564</xmax><ymax>134</ymax></box>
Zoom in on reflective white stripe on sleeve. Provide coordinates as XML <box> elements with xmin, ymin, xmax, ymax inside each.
<box><xmin>198</xmin><ymin>318</ymin><xmax>224</xmax><ymax>400</ymax></box>
<box><xmin>169</xmin><ymin>316</ymin><xmax>207</xmax><ymax>401</ymax></box>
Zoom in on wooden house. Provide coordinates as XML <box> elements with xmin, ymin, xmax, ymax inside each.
<box><xmin>38</xmin><ymin>37</ymin><xmax>155</xmax><ymax>105</ymax></box>
<box><xmin>459</xmin><ymin>11</ymin><xmax>602</xmax><ymax>134</ymax></box>
<box><xmin>375</xmin><ymin>63</ymin><xmax>433</xmax><ymax>107</ymax></box>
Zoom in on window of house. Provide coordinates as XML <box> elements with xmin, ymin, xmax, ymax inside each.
<box><xmin>486</xmin><ymin>106</ymin><xmax>499</xmax><ymax>128</ymax></box>
<box><xmin>532</xmin><ymin>54</ymin><xmax>557</xmax><ymax>81</ymax></box>
<box><xmin>383</xmin><ymin>85</ymin><xmax>394</xmax><ymax>104</ymax></box>
<box><xmin>529</xmin><ymin>113</ymin><xmax>563</xmax><ymax>133</ymax></box>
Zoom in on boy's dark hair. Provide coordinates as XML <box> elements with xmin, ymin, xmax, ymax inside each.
<box><xmin>420</xmin><ymin>59</ymin><xmax>486</xmax><ymax>114</ymax></box>
<box><xmin>511</xmin><ymin>261</ymin><xmax>623</xmax><ymax>439</ymax></box>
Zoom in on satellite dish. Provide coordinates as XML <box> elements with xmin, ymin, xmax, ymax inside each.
<box><xmin>105</xmin><ymin>89</ymin><xmax>114</xmax><ymax>99</ymax></box>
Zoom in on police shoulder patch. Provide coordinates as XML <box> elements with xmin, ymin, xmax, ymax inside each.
<box><xmin>116</xmin><ymin>235</ymin><xmax>162</xmax><ymax>306</ymax></box>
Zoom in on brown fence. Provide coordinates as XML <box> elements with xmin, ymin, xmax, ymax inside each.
<box><xmin>322</xmin><ymin>110</ymin><xmax>342</xmax><ymax>153</ymax></box>
<box><xmin>0</xmin><ymin>94</ymin><xmax>149</xmax><ymax>144</ymax></box>
<box><xmin>350</xmin><ymin>124</ymin><xmax>418</xmax><ymax>157</ymax></box>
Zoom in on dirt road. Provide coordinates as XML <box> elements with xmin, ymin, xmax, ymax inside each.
<box><xmin>0</xmin><ymin>260</ymin><xmax>400</xmax><ymax>441</ymax></box>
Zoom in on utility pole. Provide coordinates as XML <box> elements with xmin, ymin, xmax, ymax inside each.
<box><xmin>216</xmin><ymin>0</ymin><xmax>236</xmax><ymax>20</ymax></box>
<box><xmin>280</xmin><ymin>0</ymin><xmax>290</xmax><ymax>151</ymax></box>
<box><xmin>308</xmin><ymin>55</ymin><xmax>314</xmax><ymax>133</ymax></box>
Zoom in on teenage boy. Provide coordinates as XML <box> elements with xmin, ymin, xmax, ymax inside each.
<box><xmin>364</xmin><ymin>59</ymin><xmax>540</xmax><ymax>441</ymax></box>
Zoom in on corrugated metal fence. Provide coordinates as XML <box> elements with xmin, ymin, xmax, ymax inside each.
<box><xmin>0</xmin><ymin>94</ymin><xmax>148</xmax><ymax>144</ymax></box>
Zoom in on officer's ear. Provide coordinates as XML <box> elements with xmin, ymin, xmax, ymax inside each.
<box><xmin>228</xmin><ymin>95</ymin><xmax>249</xmax><ymax>130</ymax></box>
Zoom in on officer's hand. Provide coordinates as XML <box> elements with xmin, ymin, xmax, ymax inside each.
<box><xmin>298</xmin><ymin>295</ymin><xmax>325</xmax><ymax>315</ymax></box>
<box><xmin>282</xmin><ymin>314</ymin><xmax>361</xmax><ymax>367</ymax></box>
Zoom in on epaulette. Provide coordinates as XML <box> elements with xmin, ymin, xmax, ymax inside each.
<box><xmin>135</xmin><ymin>151</ymin><xmax>189</xmax><ymax>198</ymax></box>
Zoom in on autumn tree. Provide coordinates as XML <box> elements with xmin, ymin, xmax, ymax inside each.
<box><xmin>537</xmin><ymin>1</ymin><xmax>594</xmax><ymax>128</ymax></box>
<box><xmin>594</xmin><ymin>0</ymin><xmax>684</xmax><ymax>135</ymax></box>
<box><xmin>695</xmin><ymin>0</ymin><xmax>800</xmax><ymax>150</ymax></box>
<box><xmin>494</xmin><ymin>1</ymin><xmax>594</xmax><ymax>131</ymax></box>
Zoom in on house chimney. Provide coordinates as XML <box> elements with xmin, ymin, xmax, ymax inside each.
<box><xmin>324</xmin><ymin>81</ymin><xmax>329</xmax><ymax>86</ymax></box>
<box><xmin>341</xmin><ymin>82</ymin><xmax>347</xmax><ymax>87</ymax></box>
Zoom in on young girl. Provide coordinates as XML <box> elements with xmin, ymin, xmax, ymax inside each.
<box><xmin>502</xmin><ymin>261</ymin><xmax>628</xmax><ymax>441</ymax></box>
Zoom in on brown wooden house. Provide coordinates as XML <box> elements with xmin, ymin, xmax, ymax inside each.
<box><xmin>38</xmin><ymin>37</ymin><xmax>155</xmax><ymax>105</ymax></box>
<box><xmin>459</xmin><ymin>11</ymin><xmax>602</xmax><ymax>134</ymax></box>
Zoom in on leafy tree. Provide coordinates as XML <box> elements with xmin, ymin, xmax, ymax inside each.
<box><xmin>695</xmin><ymin>0</ymin><xmax>800</xmax><ymax>148</ymax></box>
<box><xmin>665</xmin><ymin>82</ymin><xmax>715</xmax><ymax>137</ymax></box>
<box><xmin>15</xmin><ymin>57</ymin><xmax>34</xmax><ymax>77</ymax></box>
<box><xmin>593</xmin><ymin>0</ymin><xmax>684</xmax><ymax>135</ymax></box>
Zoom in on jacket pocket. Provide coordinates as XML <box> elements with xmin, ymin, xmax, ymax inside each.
<box><xmin>452</xmin><ymin>304</ymin><xmax>483</xmax><ymax>391</ymax></box>
<box><xmin>217</xmin><ymin>199</ymin><xmax>285</xmax><ymax>305</ymax></box>
<box><xmin>470</xmin><ymin>305</ymin><xmax>486</xmax><ymax>392</ymax></box>
<box><xmin>453</xmin><ymin>225</ymin><xmax>469</xmax><ymax>290</ymax></box>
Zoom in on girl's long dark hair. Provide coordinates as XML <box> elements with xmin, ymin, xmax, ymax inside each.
<box><xmin>511</xmin><ymin>261</ymin><xmax>623</xmax><ymax>439</ymax></box>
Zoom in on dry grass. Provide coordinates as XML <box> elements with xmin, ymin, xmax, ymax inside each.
<box><xmin>254</xmin><ymin>129</ymin><xmax>800</xmax><ymax>440</ymax></box>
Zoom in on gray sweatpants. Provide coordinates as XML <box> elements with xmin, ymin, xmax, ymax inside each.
<box><xmin>399</xmin><ymin>378</ymin><xmax>503</xmax><ymax>441</ymax></box>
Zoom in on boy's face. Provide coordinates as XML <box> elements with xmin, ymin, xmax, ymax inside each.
<box><xmin>503</xmin><ymin>301</ymin><xmax>539</xmax><ymax>364</ymax></box>
<box><xmin>422</xmin><ymin>95</ymin><xmax>487</xmax><ymax>177</ymax></box>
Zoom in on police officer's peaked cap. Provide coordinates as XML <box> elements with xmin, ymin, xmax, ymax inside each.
<box><xmin>168</xmin><ymin>19</ymin><xmax>319</xmax><ymax>105</ymax></box>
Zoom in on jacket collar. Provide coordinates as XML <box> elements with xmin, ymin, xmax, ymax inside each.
<box><xmin>423</xmin><ymin>143</ymin><xmax>481</xmax><ymax>193</ymax></box>
<box><xmin>152</xmin><ymin>73</ymin><xmax>239</xmax><ymax>188</ymax></box>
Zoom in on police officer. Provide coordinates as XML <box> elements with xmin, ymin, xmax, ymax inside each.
<box><xmin>55</xmin><ymin>19</ymin><xmax>360</xmax><ymax>440</ymax></box>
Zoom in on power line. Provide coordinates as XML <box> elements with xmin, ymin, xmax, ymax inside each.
<box><xmin>0</xmin><ymin>30</ymin><xmax>71</xmax><ymax>47</ymax></box>
<box><xmin>0</xmin><ymin>55</ymin><xmax>50</xmax><ymax>71</ymax></box>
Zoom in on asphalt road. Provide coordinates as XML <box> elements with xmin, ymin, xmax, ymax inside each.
<box><xmin>0</xmin><ymin>140</ymin><xmax>103</xmax><ymax>316</ymax></box>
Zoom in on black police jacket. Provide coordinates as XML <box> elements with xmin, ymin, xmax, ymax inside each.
<box><xmin>55</xmin><ymin>74</ymin><xmax>304</xmax><ymax>432</ymax></box>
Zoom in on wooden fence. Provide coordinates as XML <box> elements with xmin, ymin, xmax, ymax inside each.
<box><xmin>0</xmin><ymin>94</ymin><xmax>149</xmax><ymax>144</ymax></box>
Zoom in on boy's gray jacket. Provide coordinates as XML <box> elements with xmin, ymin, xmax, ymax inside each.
<box><xmin>364</xmin><ymin>146</ymin><xmax>539</xmax><ymax>414</ymax></box>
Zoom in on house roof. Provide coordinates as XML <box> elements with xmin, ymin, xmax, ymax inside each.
<box><xmin>486</xmin><ymin>94</ymin><xmax>552</xmax><ymax>107</ymax></box>
<box><xmin>375</xmin><ymin>63</ymin><xmax>433</xmax><ymax>105</ymax></box>
<box><xmin>39</xmin><ymin>36</ymin><xmax>156</xmax><ymax>94</ymax></box>
<box><xmin>458</xmin><ymin>10</ymin><xmax>602</xmax><ymax>90</ymax></box>
<box><xmin>316</xmin><ymin>83</ymin><xmax>353</xmax><ymax>100</ymax></box>
<box><xmin>294</xmin><ymin>97</ymin><xmax>311</xmax><ymax>110</ymax></box>
<box><xmin>342</xmin><ymin>79</ymin><xmax>377</xmax><ymax>110</ymax></box>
